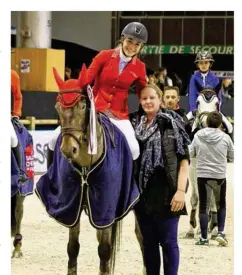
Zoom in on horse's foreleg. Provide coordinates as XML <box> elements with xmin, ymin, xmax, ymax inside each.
<box><xmin>134</xmin><ymin>214</ymin><xmax>146</xmax><ymax>275</ymax></box>
<box><xmin>12</xmin><ymin>195</ymin><xmax>25</xmax><ymax>258</ymax></box>
<box><xmin>186</xmin><ymin>159</ymin><xmax>199</xmax><ymax>238</ymax></box>
<box><xmin>97</xmin><ymin>228</ymin><xmax>112</xmax><ymax>275</ymax></box>
<box><xmin>97</xmin><ymin>221</ymin><xmax>121</xmax><ymax>275</ymax></box>
<box><xmin>67</xmin><ymin>222</ymin><xmax>80</xmax><ymax>275</ymax></box>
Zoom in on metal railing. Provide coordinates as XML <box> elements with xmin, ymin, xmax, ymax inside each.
<box><xmin>20</xmin><ymin>116</ymin><xmax>59</xmax><ymax>130</ymax></box>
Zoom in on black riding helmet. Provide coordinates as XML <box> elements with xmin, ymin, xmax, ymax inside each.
<box><xmin>121</xmin><ymin>22</ymin><xmax>148</xmax><ymax>44</ymax></box>
<box><xmin>195</xmin><ymin>51</ymin><xmax>214</xmax><ymax>64</ymax></box>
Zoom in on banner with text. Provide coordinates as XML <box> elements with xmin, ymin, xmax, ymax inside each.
<box><xmin>142</xmin><ymin>45</ymin><xmax>234</xmax><ymax>55</ymax></box>
<box><xmin>194</xmin><ymin>71</ymin><xmax>234</xmax><ymax>79</ymax></box>
<box><xmin>29</xmin><ymin>130</ymin><xmax>52</xmax><ymax>173</ymax></box>
<box><xmin>212</xmin><ymin>71</ymin><xmax>234</xmax><ymax>79</ymax></box>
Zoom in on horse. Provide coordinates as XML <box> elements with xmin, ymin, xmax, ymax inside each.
<box><xmin>35</xmin><ymin>65</ymin><xmax>140</xmax><ymax>275</ymax></box>
<box><xmin>185</xmin><ymin>87</ymin><xmax>229</xmax><ymax>239</ymax></box>
<box><xmin>11</xmin><ymin>119</ymin><xmax>34</xmax><ymax>258</ymax></box>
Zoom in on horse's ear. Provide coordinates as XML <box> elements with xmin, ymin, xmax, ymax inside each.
<box><xmin>77</xmin><ymin>64</ymin><xmax>88</xmax><ymax>89</ymax></box>
<box><xmin>53</xmin><ymin>67</ymin><xmax>64</xmax><ymax>90</ymax></box>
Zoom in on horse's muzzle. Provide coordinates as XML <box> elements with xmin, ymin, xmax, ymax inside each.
<box><xmin>60</xmin><ymin>135</ymin><xmax>79</xmax><ymax>160</ymax></box>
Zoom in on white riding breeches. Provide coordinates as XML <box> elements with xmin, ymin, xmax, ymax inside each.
<box><xmin>48</xmin><ymin>120</ymin><xmax>140</xmax><ymax>160</ymax></box>
<box><xmin>109</xmin><ymin>118</ymin><xmax>140</xmax><ymax>160</ymax></box>
<box><xmin>11</xmin><ymin>122</ymin><xmax>18</xmax><ymax>148</ymax></box>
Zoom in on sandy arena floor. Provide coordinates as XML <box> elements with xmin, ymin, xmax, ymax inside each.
<box><xmin>11</xmin><ymin>164</ymin><xmax>233</xmax><ymax>275</ymax></box>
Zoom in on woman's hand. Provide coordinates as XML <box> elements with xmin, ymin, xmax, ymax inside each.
<box><xmin>170</xmin><ymin>190</ymin><xmax>185</xmax><ymax>212</ymax></box>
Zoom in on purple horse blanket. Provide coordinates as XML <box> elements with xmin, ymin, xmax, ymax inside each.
<box><xmin>35</xmin><ymin>115</ymin><xmax>140</xmax><ymax>229</ymax></box>
<box><xmin>11</xmin><ymin>120</ymin><xmax>34</xmax><ymax>197</ymax></box>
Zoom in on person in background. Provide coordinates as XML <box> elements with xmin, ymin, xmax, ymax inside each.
<box><xmin>148</xmin><ymin>74</ymin><xmax>157</xmax><ymax>85</ymax></box>
<box><xmin>11</xmin><ymin>69</ymin><xmax>27</xmax><ymax>182</ymax></box>
<box><xmin>221</xmin><ymin>78</ymin><xmax>233</xmax><ymax>101</ymax></box>
<box><xmin>155</xmin><ymin>67</ymin><xmax>173</xmax><ymax>92</ymax></box>
<box><xmin>162</xmin><ymin>86</ymin><xmax>192</xmax><ymax>137</ymax></box>
<box><xmin>11</xmin><ymin>69</ymin><xmax>22</xmax><ymax>120</ymax></box>
<box><xmin>64</xmin><ymin>67</ymin><xmax>72</xmax><ymax>80</ymax></box>
<box><xmin>189</xmin><ymin>111</ymin><xmax>234</xmax><ymax>246</ymax></box>
<box><xmin>171</xmin><ymin>73</ymin><xmax>183</xmax><ymax>94</ymax></box>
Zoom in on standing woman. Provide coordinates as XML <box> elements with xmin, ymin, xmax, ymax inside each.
<box><xmin>47</xmin><ymin>22</ymin><xmax>148</xmax><ymax>166</ymax></box>
<box><xmin>131</xmin><ymin>84</ymin><xmax>190</xmax><ymax>275</ymax></box>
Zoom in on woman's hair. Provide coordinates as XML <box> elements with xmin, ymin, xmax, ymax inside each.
<box><xmin>141</xmin><ymin>84</ymin><xmax>163</xmax><ymax>98</ymax></box>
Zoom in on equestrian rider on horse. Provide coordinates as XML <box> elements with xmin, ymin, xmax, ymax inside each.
<box><xmin>187</xmin><ymin>51</ymin><xmax>233</xmax><ymax>135</ymax></box>
<box><xmin>48</xmin><ymin>22</ymin><xmax>148</xmax><ymax>165</ymax></box>
<box><xmin>11</xmin><ymin>69</ymin><xmax>26</xmax><ymax>181</ymax></box>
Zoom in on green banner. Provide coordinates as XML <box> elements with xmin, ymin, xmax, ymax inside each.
<box><xmin>142</xmin><ymin>45</ymin><xmax>234</xmax><ymax>55</ymax></box>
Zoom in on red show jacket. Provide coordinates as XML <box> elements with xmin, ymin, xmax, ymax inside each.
<box><xmin>86</xmin><ymin>48</ymin><xmax>147</xmax><ymax>119</ymax></box>
<box><xmin>11</xmin><ymin>70</ymin><xmax>22</xmax><ymax>117</ymax></box>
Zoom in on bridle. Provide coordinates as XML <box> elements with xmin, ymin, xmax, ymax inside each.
<box><xmin>57</xmin><ymin>88</ymin><xmax>94</xmax><ymax>187</ymax></box>
<box><xmin>195</xmin><ymin>89</ymin><xmax>219</xmax><ymax>129</ymax></box>
<box><xmin>57</xmin><ymin>89</ymin><xmax>90</xmax><ymax>150</ymax></box>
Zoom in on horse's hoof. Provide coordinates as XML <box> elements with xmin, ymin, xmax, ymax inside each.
<box><xmin>11</xmin><ymin>249</ymin><xmax>23</xmax><ymax>258</ymax></box>
<box><xmin>67</xmin><ymin>266</ymin><xmax>77</xmax><ymax>275</ymax></box>
<box><xmin>185</xmin><ymin>232</ymin><xmax>195</xmax><ymax>239</ymax></box>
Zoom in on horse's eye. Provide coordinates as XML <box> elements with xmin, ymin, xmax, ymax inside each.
<box><xmin>80</xmin><ymin>103</ymin><xmax>86</xmax><ymax>110</ymax></box>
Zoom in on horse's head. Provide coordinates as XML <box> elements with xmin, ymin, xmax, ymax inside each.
<box><xmin>196</xmin><ymin>86</ymin><xmax>219</xmax><ymax>127</ymax></box>
<box><xmin>53</xmin><ymin>65</ymin><xmax>101</xmax><ymax>167</ymax></box>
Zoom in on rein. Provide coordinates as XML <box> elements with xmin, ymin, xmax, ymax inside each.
<box><xmin>58</xmin><ymin>89</ymin><xmax>90</xmax><ymax>145</ymax></box>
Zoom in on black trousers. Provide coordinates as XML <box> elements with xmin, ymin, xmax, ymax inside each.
<box><xmin>197</xmin><ymin>177</ymin><xmax>227</xmax><ymax>238</ymax></box>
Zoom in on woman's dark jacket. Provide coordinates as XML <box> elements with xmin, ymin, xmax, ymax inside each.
<box><xmin>174</xmin><ymin>107</ymin><xmax>192</xmax><ymax>139</ymax></box>
<box><xmin>129</xmin><ymin>108</ymin><xmax>190</xmax><ymax>217</ymax></box>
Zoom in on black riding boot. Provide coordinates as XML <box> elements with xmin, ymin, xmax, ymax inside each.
<box><xmin>47</xmin><ymin>147</ymin><xmax>54</xmax><ymax>169</ymax></box>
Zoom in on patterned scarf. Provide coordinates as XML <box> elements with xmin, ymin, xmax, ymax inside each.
<box><xmin>135</xmin><ymin>110</ymin><xmax>191</xmax><ymax>189</ymax></box>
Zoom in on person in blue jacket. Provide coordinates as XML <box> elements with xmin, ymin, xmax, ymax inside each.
<box><xmin>187</xmin><ymin>51</ymin><xmax>233</xmax><ymax>138</ymax></box>
<box><xmin>189</xmin><ymin>51</ymin><xmax>222</xmax><ymax>112</ymax></box>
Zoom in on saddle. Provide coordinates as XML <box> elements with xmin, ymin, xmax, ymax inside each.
<box><xmin>98</xmin><ymin>112</ymin><xmax>116</xmax><ymax>148</ymax></box>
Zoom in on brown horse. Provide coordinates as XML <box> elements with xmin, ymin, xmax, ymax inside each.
<box><xmin>56</xmin><ymin>66</ymin><xmax>122</xmax><ymax>275</ymax></box>
<box><xmin>35</xmin><ymin>65</ymin><xmax>148</xmax><ymax>275</ymax></box>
